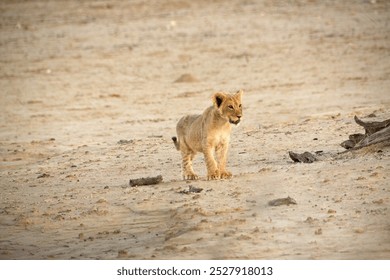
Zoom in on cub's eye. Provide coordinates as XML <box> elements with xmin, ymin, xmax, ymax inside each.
<box><xmin>228</xmin><ymin>105</ymin><xmax>234</xmax><ymax>109</ymax></box>
<box><xmin>239</xmin><ymin>104</ymin><xmax>242</xmax><ymax>108</ymax></box>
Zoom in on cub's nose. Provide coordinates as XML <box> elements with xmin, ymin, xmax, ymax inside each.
<box><xmin>237</xmin><ymin>115</ymin><xmax>242</xmax><ymax>119</ymax></box>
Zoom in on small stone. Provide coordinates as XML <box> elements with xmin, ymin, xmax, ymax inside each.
<box><xmin>354</xmin><ymin>228</ymin><xmax>365</xmax><ymax>234</ymax></box>
<box><xmin>305</xmin><ymin>217</ymin><xmax>314</xmax><ymax>223</ymax></box>
<box><xmin>372</xmin><ymin>199</ymin><xmax>384</xmax><ymax>204</ymax></box>
<box><xmin>268</xmin><ymin>196</ymin><xmax>297</xmax><ymax>206</ymax></box>
<box><xmin>117</xmin><ymin>250</ymin><xmax>128</xmax><ymax>258</ymax></box>
<box><xmin>174</xmin><ymin>74</ymin><xmax>199</xmax><ymax>83</ymax></box>
<box><xmin>117</xmin><ymin>139</ymin><xmax>133</xmax><ymax>145</ymax></box>
<box><xmin>37</xmin><ymin>173</ymin><xmax>50</xmax><ymax>178</ymax></box>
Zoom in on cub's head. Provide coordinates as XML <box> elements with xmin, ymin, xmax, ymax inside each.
<box><xmin>212</xmin><ymin>90</ymin><xmax>243</xmax><ymax>125</ymax></box>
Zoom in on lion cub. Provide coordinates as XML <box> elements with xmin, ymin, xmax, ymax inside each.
<box><xmin>172</xmin><ymin>90</ymin><xmax>243</xmax><ymax>180</ymax></box>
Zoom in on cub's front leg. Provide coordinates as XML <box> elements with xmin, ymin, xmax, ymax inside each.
<box><xmin>202</xmin><ymin>141</ymin><xmax>220</xmax><ymax>180</ymax></box>
<box><xmin>216</xmin><ymin>141</ymin><xmax>232</xmax><ymax>179</ymax></box>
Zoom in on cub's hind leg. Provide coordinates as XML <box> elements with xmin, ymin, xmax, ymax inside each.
<box><xmin>181</xmin><ymin>150</ymin><xmax>198</xmax><ymax>180</ymax></box>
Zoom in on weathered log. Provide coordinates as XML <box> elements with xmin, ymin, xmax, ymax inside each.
<box><xmin>288</xmin><ymin>151</ymin><xmax>317</xmax><ymax>163</ymax></box>
<box><xmin>354</xmin><ymin>125</ymin><xmax>390</xmax><ymax>149</ymax></box>
<box><xmin>340</xmin><ymin>140</ymin><xmax>356</xmax><ymax>149</ymax></box>
<box><xmin>354</xmin><ymin>115</ymin><xmax>390</xmax><ymax>135</ymax></box>
<box><xmin>340</xmin><ymin>133</ymin><xmax>365</xmax><ymax>149</ymax></box>
<box><xmin>129</xmin><ymin>175</ymin><xmax>163</xmax><ymax>187</ymax></box>
<box><xmin>341</xmin><ymin>115</ymin><xmax>390</xmax><ymax>151</ymax></box>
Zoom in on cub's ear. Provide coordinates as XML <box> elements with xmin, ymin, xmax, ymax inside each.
<box><xmin>212</xmin><ymin>92</ymin><xmax>226</xmax><ymax>108</ymax></box>
<box><xmin>235</xmin><ymin>89</ymin><xmax>244</xmax><ymax>99</ymax></box>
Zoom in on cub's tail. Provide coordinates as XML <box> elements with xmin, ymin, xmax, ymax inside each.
<box><xmin>172</xmin><ymin>136</ymin><xmax>180</xmax><ymax>150</ymax></box>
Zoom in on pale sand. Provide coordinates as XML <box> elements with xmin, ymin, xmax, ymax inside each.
<box><xmin>0</xmin><ymin>0</ymin><xmax>389</xmax><ymax>259</ymax></box>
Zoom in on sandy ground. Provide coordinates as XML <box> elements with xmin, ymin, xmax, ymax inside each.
<box><xmin>1</xmin><ymin>0</ymin><xmax>390</xmax><ymax>260</ymax></box>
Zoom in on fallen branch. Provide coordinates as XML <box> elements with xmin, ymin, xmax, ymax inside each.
<box><xmin>289</xmin><ymin>114</ymin><xmax>390</xmax><ymax>162</ymax></box>
<box><xmin>288</xmin><ymin>151</ymin><xmax>317</xmax><ymax>163</ymax></box>
<box><xmin>129</xmin><ymin>175</ymin><xmax>163</xmax><ymax>187</ymax></box>
<box><xmin>354</xmin><ymin>115</ymin><xmax>390</xmax><ymax>135</ymax></box>
<box><xmin>340</xmin><ymin>115</ymin><xmax>390</xmax><ymax>151</ymax></box>
<box><xmin>354</xmin><ymin>125</ymin><xmax>390</xmax><ymax>149</ymax></box>
<box><xmin>340</xmin><ymin>133</ymin><xmax>365</xmax><ymax>149</ymax></box>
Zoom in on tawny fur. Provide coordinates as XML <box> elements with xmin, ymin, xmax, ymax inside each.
<box><xmin>172</xmin><ymin>90</ymin><xmax>243</xmax><ymax>180</ymax></box>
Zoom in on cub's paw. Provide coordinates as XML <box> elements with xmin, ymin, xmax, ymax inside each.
<box><xmin>220</xmin><ymin>170</ymin><xmax>232</xmax><ymax>179</ymax></box>
<box><xmin>184</xmin><ymin>172</ymin><xmax>199</xmax><ymax>180</ymax></box>
<box><xmin>207</xmin><ymin>169</ymin><xmax>220</xmax><ymax>180</ymax></box>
